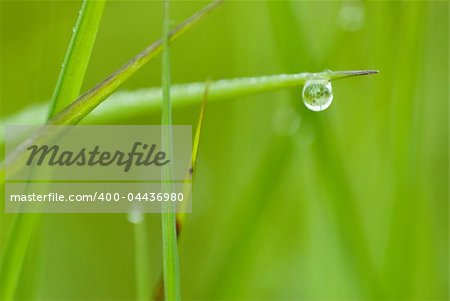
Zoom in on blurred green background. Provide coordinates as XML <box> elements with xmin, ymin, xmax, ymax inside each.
<box><xmin>0</xmin><ymin>0</ymin><xmax>448</xmax><ymax>300</ymax></box>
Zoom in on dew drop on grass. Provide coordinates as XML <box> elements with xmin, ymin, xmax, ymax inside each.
<box><xmin>302</xmin><ymin>79</ymin><xmax>333</xmax><ymax>112</ymax></box>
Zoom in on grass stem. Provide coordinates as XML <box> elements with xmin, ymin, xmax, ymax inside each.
<box><xmin>160</xmin><ymin>0</ymin><xmax>181</xmax><ymax>300</ymax></box>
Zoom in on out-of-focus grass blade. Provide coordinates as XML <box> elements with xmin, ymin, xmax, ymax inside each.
<box><xmin>383</xmin><ymin>2</ymin><xmax>427</xmax><ymax>296</ymax></box>
<box><xmin>47</xmin><ymin>0</ymin><xmax>105</xmax><ymax>118</ymax></box>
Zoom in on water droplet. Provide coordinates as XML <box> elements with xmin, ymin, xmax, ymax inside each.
<box><xmin>302</xmin><ymin>79</ymin><xmax>333</xmax><ymax>112</ymax></box>
<box><xmin>72</xmin><ymin>27</ymin><xmax>76</xmax><ymax>32</ymax></box>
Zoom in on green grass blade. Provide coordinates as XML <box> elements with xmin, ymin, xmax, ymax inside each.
<box><xmin>160</xmin><ymin>0</ymin><xmax>181</xmax><ymax>300</ymax></box>
<box><xmin>47</xmin><ymin>0</ymin><xmax>105</xmax><ymax>118</ymax></box>
<box><xmin>0</xmin><ymin>70</ymin><xmax>378</xmax><ymax>132</ymax></box>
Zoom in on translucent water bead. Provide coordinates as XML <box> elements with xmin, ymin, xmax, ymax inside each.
<box><xmin>302</xmin><ymin>79</ymin><xmax>333</xmax><ymax>112</ymax></box>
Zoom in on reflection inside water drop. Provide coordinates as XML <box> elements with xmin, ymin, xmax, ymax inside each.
<box><xmin>302</xmin><ymin>79</ymin><xmax>333</xmax><ymax>112</ymax></box>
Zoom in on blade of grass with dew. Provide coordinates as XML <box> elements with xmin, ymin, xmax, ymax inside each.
<box><xmin>0</xmin><ymin>70</ymin><xmax>378</xmax><ymax>140</ymax></box>
<box><xmin>47</xmin><ymin>0</ymin><xmax>105</xmax><ymax>118</ymax></box>
<box><xmin>0</xmin><ymin>2</ymin><xmax>105</xmax><ymax>300</ymax></box>
<box><xmin>160</xmin><ymin>0</ymin><xmax>181</xmax><ymax>300</ymax></box>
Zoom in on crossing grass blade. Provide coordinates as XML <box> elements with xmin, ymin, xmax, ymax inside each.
<box><xmin>47</xmin><ymin>0</ymin><xmax>105</xmax><ymax>118</ymax></box>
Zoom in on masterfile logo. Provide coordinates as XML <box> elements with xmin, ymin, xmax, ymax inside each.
<box><xmin>26</xmin><ymin>142</ymin><xmax>170</xmax><ymax>172</ymax></box>
<box><xmin>5</xmin><ymin>125</ymin><xmax>191</xmax><ymax>181</ymax></box>
<box><xmin>4</xmin><ymin>125</ymin><xmax>192</xmax><ymax>213</ymax></box>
